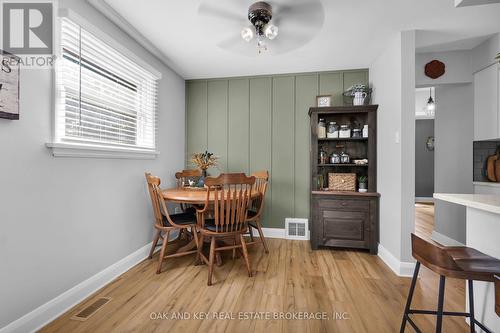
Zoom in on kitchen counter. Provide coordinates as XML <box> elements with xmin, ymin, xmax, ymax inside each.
<box><xmin>434</xmin><ymin>193</ymin><xmax>500</xmax><ymax>332</ymax></box>
<box><xmin>433</xmin><ymin>193</ymin><xmax>500</xmax><ymax>214</ymax></box>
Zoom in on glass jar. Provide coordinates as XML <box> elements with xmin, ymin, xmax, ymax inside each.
<box><xmin>340</xmin><ymin>151</ymin><xmax>350</xmax><ymax>164</ymax></box>
<box><xmin>330</xmin><ymin>153</ymin><xmax>341</xmax><ymax>164</ymax></box>
<box><xmin>327</xmin><ymin>122</ymin><xmax>339</xmax><ymax>138</ymax></box>
<box><xmin>339</xmin><ymin>124</ymin><xmax>351</xmax><ymax>138</ymax></box>
<box><xmin>319</xmin><ymin>147</ymin><xmax>328</xmax><ymax>165</ymax></box>
<box><xmin>352</xmin><ymin>128</ymin><xmax>362</xmax><ymax>138</ymax></box>
<box><xmin>318</xmin><ymin>118</ymin><xmax>326</xmax><ymax>139</ymax></box>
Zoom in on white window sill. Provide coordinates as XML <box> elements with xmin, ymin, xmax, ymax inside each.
<box><xmin>46</xmin><ymin>142</ymin><xmax>159</xmax><ymax>159</ymax></box>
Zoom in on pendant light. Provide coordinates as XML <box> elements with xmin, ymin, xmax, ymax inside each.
<box><xmin>425</xmin><ymin>88</ymin><xmax>435</xmax><ymax>117</ymax></box>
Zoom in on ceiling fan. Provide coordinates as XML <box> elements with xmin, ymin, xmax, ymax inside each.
<box><xmin>198</xmin><ymin>0</ymin><xmax>325</xmax><ymax>56</ymax></box>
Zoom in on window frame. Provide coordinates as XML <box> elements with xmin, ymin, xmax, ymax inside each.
<box><xmin>47</xmin><ymin>9</ymin><xmax>161</xmax><ymax>159</ymax></box>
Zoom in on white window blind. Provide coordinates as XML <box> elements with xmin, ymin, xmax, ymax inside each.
<box><xmin>55</xmin><ymin>18</ymin><xmax>158</xmax><ymax>151</ymax></box>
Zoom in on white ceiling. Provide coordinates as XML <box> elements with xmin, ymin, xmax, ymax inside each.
<box><xmin>102</xmin><ymin>0</ymin><xmax>500</xmax><ymax>79</ymax></box>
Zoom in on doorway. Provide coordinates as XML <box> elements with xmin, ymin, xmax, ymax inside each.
<box><xmin>414</xmin><ymin>87</ymin><xmax>435</xmax><ymax>238</ymax></box>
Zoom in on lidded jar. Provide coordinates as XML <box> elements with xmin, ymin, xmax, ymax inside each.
<box><xmin>327</xmin><ymin>122</ymin><xmax>339</xmax><ymax>138</ymax></box>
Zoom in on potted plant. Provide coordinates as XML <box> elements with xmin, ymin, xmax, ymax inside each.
<box><xmin>191</xmin><ymin>151</ymin><xmax>219</xmax><ymax>187</ymax></box>
<box><xmin>496</xmin><ymin>52</ymin><xmax>500</xmax><ymax>64</ymax></box>
<box><xmin>358</xmin><ymin>175</ymin><xmax>368</xmax><ymax>193</ymax></box>
<box><xmin>343</xmin><ymin>84</ymin><xmax>372</xmax><ymax>105</ymax></box>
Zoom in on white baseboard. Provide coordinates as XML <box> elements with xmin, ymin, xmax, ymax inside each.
<box><xmin>431</xmin><ymin>230</ymin><xmax>465</xmax><ymax>247</ymax></box>
<box><xmin>251</xmin><ymin>227</ymin><xmax>310</xmax><ymax>240</ymax></box>
<box><xmin>0</xmin><ymin>242</ymin><xmax>155</xmax><ymax>333</ymax></box>
<box><xmin>415</xmin><ymin>197</ymin><xmax>434</xmax><ymax>203</ymax></box>
<box><xmin>251</xmin><ymin>227</ymin><xmax>286</xmax><ymax>239</ymax></box>
<box><xmin>377</xmin><ymin>243</ymin><xmax>416</xmax><ymax>277</ymax></box>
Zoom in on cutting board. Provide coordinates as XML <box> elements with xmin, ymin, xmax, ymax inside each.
<box><xmin>486</xmin><ymin>153</ymin><xmax>500</xmax><ymax>182</ymax></box>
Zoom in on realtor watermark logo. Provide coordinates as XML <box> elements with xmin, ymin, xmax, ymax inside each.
<box><xmin>1</xmin><ymin>1</ymin><xmax>55</xmax><ymax>68</ymax></box>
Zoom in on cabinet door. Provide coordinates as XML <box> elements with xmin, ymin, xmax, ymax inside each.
<box><xmin>474</xmin><ymin>64</ymin><xmax>499</xmax><ymax>141</ymax></box>
<box><xmin>318</xmin><ymin>198</ymin><xmax>370</xmax><ymax>249</ymax></box>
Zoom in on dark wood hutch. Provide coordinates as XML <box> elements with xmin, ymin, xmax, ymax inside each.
<box><xmin>309</xmin><ymin>105</ymin><xmax>379</xmax><ymax>254</ymax></box>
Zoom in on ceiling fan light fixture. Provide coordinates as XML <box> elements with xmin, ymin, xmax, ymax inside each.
<box><xmin>241</xmin><ymin>27</ymin><xmax>254</xmax><ymax>42</ymax></box>
<box><xmin>264</xmin><ymin>24</ymin><xmax>278</xmax><ymax>40</ymax></box>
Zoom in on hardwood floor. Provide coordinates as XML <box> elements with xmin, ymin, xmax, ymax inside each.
<box><xmin>41</xmin><ymin>234</ymin><xmax>469</xmax><ymax>332</ymax></box>
<box><xmin>415</xmin><ymin>202</ymin><xmax>434</xmax><ymax>239</ymax></box>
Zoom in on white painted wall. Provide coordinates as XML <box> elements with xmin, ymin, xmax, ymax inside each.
<box><xmin>0</xmin><ymin>0</ymin><xmax>185</xmax><ymax>329</ymax></box>
<box><xmin>415</xmin><ymin>50</ymin><xmax>472</xmax><ymax>87</ymax></box>
<box><xmin>370</xmin><ymin>31</ymin><xmax>416</xmax><ymax>265</ymax></box>
<box><xmin>433</xmin><ymin>84</ymin><xmax>474</xmax><ymax>243</ymax></box>
<box><xmin>470</xmin><ymin>33</ymin><xmax>500</xmax><ymax>73</ymax></box>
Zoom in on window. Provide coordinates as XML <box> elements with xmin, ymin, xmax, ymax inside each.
<box><xmin>52</xmin><ymin>18</ymin><xmax>159</xmax><ymax>157</ymax></box>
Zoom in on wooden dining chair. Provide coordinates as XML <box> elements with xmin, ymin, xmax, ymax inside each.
<box><xmin>195</xmin><ymin>173</ymin><xmax>256</xmax><ymax>286</ymax></box>
<box><xmin>246</xmin><ymin>170</ymin><xmax>269</xmax><ymax>253</ymax></box>
<box><xmin>174</xmin><ymin>169</ymin><xmax>202</xmax><ymax>217</ymax></box>
<box><xmin>145</xmin><ymin>173</ymin><xmax>199</xmax><ymax>274</ymax></box>
<box><xmin>175</xmin><ymin>169</ymin><xmax>202</xmax><ymax>188</ymax></box>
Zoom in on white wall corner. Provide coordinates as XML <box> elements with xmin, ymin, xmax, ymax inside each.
<box><xmin>378</xmin><ymin>243</ymin><xmax>416</xmax><ymax>277</ymax></box>
<box><xmin>431</xmin><ymin>230</ymin><xmax>465</xmax><ymax>247</ymax></box>
<box><xmin>0</xmin><ymin>242</ymin><xmax>157</xmax><ymax>333</ymax></box>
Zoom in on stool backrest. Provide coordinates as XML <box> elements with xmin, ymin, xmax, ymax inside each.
<box><xmin>411</xmin><ymin>233</ymin><xmax>462</xmax><ymax>273</ymax></box>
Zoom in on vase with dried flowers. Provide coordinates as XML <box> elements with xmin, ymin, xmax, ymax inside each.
<box><xmin>191</xmin><ymin>151</ymin><xmax>219</xmax><ymax>186</ymax></box>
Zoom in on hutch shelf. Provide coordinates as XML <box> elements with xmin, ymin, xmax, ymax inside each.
<box><xmin>309</xmin><ymin>105</ymin><xmax>380</xmax><ymax>254</ymax></box>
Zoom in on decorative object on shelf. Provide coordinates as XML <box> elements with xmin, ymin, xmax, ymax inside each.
<box><xmin>318</xmin><ymin>118</ymin><xmax>326</xmax><ymax>138</ymax></box>
<box><xmin>353</xmin><ymin>159</ymin><xmax>368</xmax><ymax>165</ymax></box>
<box><xmin>425</xmin><ymin>87</ymin><xmax>435</xmax><ymax>117</ymax></box>
<box><xmin>317</xmin><ymin>174</ymin><xmax>324</xmax><ymax>189</ymax></box>
<box><xmin>358</xmin><ymin>175</ymin><xmax>368</xmax><ymax>193</ymax></box>
<box><xmin>353</xmin><ymin>91</ymin><xmax>367</xmax><ymax>106</ymax></box>
<box><xmin>316</xmin><ymin>95</ymin><xmax>332</xmax><ymax>107</ymax></box>
<box><xmin>424</xmin><ymin>60</ymin><xmax>445</xmax><ymax>79</ymax></box>
<box><xmin>343</xmin><ymin>84</ymin><xmax>372</xmax><ymax>105</ymax></box>
<box><xmin>426</xmin><ymin>136</ymin><xmax>435</xmax><ymax>151</ymax></box>
<box><xmin>340</xmin><ymin>151</ymin><xmax>350</xmax><ymax>164</ymax></box>
<box><xmin>352</xmin><ymin>128</ymin><xmax>362</xmax><ymax>138</ymax></box>
<box><xmin>328</xmin><ymin>173</ymin><xmax>356</xmax><ymax>191</ymax></box>
<box><xmin>0</xmin><ymin>50</ymin><xmax>20</xmax><ymax>120</ymax></box>
<box><xmin>330</xmin><ymin>153</ymin><xmax>341</xmax><ymax>164</ymax></box>
<box><xmin>339</xmin><ymin>124</ymin><xmax>351</xmax><ymax>138</ymax></box>
<box><xmin>191</xmin><ymin>151</ymin><xmax>219</xmax><ymax>186</ymax></box>
<box><xmin>362</xmin><ymin>124</ymin><xmax>369</xmax><ymax>138</ymax></box>
<box><xmin>319</xmin><ymin>146</ymin><xmax>328</xmax><ymax>164</ymax></box>
<box><xmin>327</xmin><ymin>121</ymin><xmax>339</xmax><ymax>138</ymax></box>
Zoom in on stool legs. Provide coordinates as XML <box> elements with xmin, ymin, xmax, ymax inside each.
<box><xmin>400</xmin><ymin>261</ymin><xmax>421</xmax><ymax>333</ymax></box>
<box><xmin>436</xmin><ymin>275</ymin><xmax>446</xmax><ymax>333</ymax></box>
<box><xmin>468</xmin><ymin>280</ymin><xmax>475</xmax><ymax>333</ymax></box>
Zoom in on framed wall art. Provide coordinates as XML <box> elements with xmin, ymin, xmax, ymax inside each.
<box><xmin>316</xmin><ymin>95</ymin><xmax>332</xmax><ymax>107</ymax></box>
<box><xmin>0</xmin><ymin>50</ymin><xmax>20</xmax><ymax>120</ymax></box>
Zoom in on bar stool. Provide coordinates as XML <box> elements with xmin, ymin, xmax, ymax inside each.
<box><xmin>400</xmin><ymin>233</ymin><xmax>500</xmax><ymax>333</ymax></box>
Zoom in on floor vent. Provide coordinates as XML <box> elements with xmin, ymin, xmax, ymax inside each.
<box><xmin>285</xmin><ymin>218</ymin><xmax>309</xmax><ymax>240</ymax></box>
<box><xmin>71</xmin><ymin>297</ymin><xmax>111</xmax><ymax>321</ymax></box>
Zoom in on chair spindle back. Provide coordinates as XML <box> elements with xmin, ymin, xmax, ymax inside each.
<box><xmin>204</xmin><ymin>173</ymin><xmax>255</xmax><ymax>233</ymax></box>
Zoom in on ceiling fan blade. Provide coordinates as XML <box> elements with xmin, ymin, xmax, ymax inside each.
<box><xmin>198</xmin><ymin>2</ymin><xmax>244</xmax><ymax>23</ymax></box>
<box><xmin>272</xmin><ymin>1</ymin><xmax>324</xmax><ymax>26</ymax></box>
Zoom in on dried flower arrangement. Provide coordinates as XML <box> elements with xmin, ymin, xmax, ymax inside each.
<box><xmin>191</xmin><ymin>151</ymin><xmax>218</xmax><ymax>175</ymax></box>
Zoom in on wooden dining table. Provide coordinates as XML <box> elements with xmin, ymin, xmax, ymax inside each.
<box><xmin>161</xmin><ymin>186</ymin><xmax>261</xmax><ymax>265</ymax></box>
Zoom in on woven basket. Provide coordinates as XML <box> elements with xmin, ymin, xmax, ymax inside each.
<box><xmin>328</xmin><ymin>173</ymin><xmax>356</xmax><ymax>191</ymax></box>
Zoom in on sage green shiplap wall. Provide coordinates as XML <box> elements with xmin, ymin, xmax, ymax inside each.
<box><xmin>186</xmin><ymin>69</ymin><xmax>369</xmax><ymax>228</ymax></box>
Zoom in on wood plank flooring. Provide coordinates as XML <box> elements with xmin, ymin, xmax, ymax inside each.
<box><xmin>415</xmin><ymin>203</ymin><xmax>434</xmax><ymax>239</ymax></box>
<box><xmin>41</xmin><ymin>226</ymin><xmax>469</xmax><ymax>332</ymax></box>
